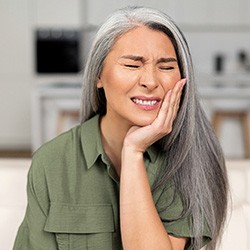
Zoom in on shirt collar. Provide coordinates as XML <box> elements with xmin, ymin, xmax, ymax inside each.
<box><xmin>80</xmin><ymin>114</ymin><xmax>158</xmax><ymax>169</ymax></box>
<box><xmin>80</xmin><ymin>115</ymin><xmax>104</xmax><ymax>169</ymax></box>
<box><xmin>145</xmin><ymin>144</ymin><xmax>158</xmax><ymax>163</ymax></box>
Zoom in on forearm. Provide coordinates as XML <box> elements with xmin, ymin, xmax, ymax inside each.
<box><xmin>120</xmin><ymin>147</ymin><xmax>173</xmax><ymax>250</ymax></box>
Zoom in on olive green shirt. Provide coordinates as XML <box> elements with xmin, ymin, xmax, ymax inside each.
<box><xmin>13</xmin><ymin>115</ymin><xmax>211</xmax><ymax>250</ymax></box>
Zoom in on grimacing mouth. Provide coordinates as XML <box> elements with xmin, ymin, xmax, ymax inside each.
<box><xmin>131</xmin><ymin>97</ymin><xmax>161</xmax><ymax>106</ymax></box>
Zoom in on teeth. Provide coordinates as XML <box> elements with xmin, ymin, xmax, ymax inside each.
<box><xmin>132</xmin><ymin>98</ymin><xmax>157</xmax><ymax>106</ymax></box>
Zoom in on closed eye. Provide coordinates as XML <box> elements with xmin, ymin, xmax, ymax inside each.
<box><xmin>124</xmin><ymin>64</ymin><xmax>140</xmax><ymax>68</ymax></box>
<box><xmin>160</xmin><ymin>66</ymin><xmax>175</xmax><ymax>70</ymax></box>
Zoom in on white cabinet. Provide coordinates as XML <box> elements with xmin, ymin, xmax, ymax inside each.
<box><xmin>198</xmin><ymin>79</ymin><xmax>250</xmax><ymax>159</ymax></box>
<box><xmin>31</xmin><ymin>85</ymin><xmax>81</xmax><ymax>151</ymax></box>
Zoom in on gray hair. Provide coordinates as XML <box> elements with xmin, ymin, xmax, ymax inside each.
<box><xmin>80</xmin><ymin>6</ymin><xmax>228</xmax><ymax>250</ymax></box>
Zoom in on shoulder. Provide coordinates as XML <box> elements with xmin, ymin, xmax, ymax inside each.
<box><xmin>32</xmin><ymin>115</ymin><xmax>100</xmax><ymax>166</ymax></box>
<box><xmin>30</xmin><ymin>125</ymin><xmax>83</xmax><ymax>176</ymax></box>
<box><xmin>27</xmin><ymin>125</ymin><xmax>86</xmax><ymax>200</ymax></box>
<box><xmin>35</xmin><ymin>125</ymin><xmax>80</xmax><ymax>157</ymax></box>
<box><xmin>29</xmin><ymin>115</ymin><xmax>100</xmax><ymax>184</ymax></box>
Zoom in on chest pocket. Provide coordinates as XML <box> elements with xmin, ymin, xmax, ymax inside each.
<box><xmin>44</xmin><ymin>202</ymin><xmax>115</xmax><ymax>250</ymax></box>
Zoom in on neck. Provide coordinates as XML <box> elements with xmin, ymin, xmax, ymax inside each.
<box><xmin>99</xmin><ymin>115</ymin><xmax>131</xmax><ymax>176</ymax></box>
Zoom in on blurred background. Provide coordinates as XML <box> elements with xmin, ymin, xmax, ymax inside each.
<box><xmin>0</xmin><ymin>0</ymin><xmax>250</xmax><ymax>159</ymax></box>
<box><xmin>0</xmin><ymin>2</ymin><xmax>250</xmax><ymax>249</ymax></box>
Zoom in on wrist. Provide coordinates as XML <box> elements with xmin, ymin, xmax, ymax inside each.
<box><xmin>121</xmin><ymin>145</ymin><xmax>144</xmax><ymax>166</ymax></box>
<box><xmin>122</xmin><ymin>144</ymin><xmax>144</xmax><ymax>156</ymax></box>
<box><xmin>122</xmin><ymin>137</ymin><xmax>147</xmax><ymax>154</ymax></box>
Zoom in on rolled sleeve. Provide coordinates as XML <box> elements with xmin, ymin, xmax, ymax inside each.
<box><xmin>155</xmin><ymin>183</ymin><xmax>212</xmax><ymax>249</ymax></box>
<box><xmin>13</xmin><ymin>159</ymin><xmax>57</xmax><ymax>250</ymax></box>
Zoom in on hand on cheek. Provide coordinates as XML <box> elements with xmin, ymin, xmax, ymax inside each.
<box><xmin>123</xmin><ymin>78</ymin><xmax>186</xmax><ymax>153</ymax></box>
<box><xmin>157</xmin><ymin>78</ymin><xmax>186</xmax><ymax>133</ymax></box>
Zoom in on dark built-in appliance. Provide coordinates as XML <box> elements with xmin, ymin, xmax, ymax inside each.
<box><xmin>35</xmin><ymin>29</ymin><xmax>82</xmax><ymax>74</ymax></box>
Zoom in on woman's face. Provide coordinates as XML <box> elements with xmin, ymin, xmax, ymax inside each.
<box><xmin>97</xmin><ymin>26</ymin><xmax>181</xmax><ymax>128</ymax></box>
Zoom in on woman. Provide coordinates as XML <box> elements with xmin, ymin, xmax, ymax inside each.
<box><xmin>14</xmin><ymin>6</ymin><xmax>228</xmax><ymax>250</ymax></box>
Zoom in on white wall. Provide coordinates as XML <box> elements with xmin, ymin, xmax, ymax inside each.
<box><xmin>85</xmin><ymin>0</ymin><xmax>250</xmax><ymax>26</ymax></box>
<box><xmin>0</xmin><ymin>0</ymin><xmax>33</xmax><ymax>149</ymax></box>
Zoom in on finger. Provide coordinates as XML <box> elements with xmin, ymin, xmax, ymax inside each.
<box><xmin>154</xmin><ymin>88</ymin><xmax>172</xmax><ymax>124</ymax></box>
<box><xmin>173</xmin><ymin>79</ymin><xmax>186</xmax><ymax>103</ymax></box>
<box><xmin>164</xmin><ymin>79</ymin><xmax>186</xmax><ymax>124</ymax></box>
<box><xmin>151</xmin><ymin>79</ymin><xmax>186</xmax><ymax>134</ymax></box>
<box><xmin>172</xmin><ymin>79</ymin><xmax>186</xmax><ymax>119</ymax></box>
<box><xmin>158</xmin><ymin>79</ymin><xmax>186</xmax><ymax>117</ymax></box>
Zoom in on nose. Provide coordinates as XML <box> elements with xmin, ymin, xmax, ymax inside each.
<box><xmin>139</xmin><ymin>67</ymin><xmax>158</xmax><ymax>90</ymax></box>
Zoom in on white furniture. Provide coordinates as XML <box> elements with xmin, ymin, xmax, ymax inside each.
<box><xmin>0</xmin><ymin>158</ymin><xmax>250</xmax><ymax>249</ymax></box>
<box><xmin>198</xmin><ymin>77</ymin><xmax>250</xmax><ymax>159</ymax></box>
<box><xmin>31</xmin><ymin>84</ymin><xmax>81</xmax><ymax>151</ymax></box>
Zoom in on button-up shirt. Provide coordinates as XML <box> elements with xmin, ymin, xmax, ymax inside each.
<box><xmin>13</xmin><ymin>115</ymin><xmax>211</xmax><ymax>250</ymax></box>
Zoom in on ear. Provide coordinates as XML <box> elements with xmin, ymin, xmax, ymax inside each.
<box><xmin>97</xmin><ymin>77</ymin><xmax>103</xmax><ymax>88</ymax></box>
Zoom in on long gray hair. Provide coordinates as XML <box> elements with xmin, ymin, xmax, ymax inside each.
<box><xmin>80</xmin><ymin>6</ymin><xmax>228</xmax><ymax>250</ymax></box>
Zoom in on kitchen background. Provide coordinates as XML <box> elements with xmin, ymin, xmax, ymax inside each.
<box><xmin>0</xmin><ymin>0</ymin><xmax>250</xmax><ymax>158</ymax></box>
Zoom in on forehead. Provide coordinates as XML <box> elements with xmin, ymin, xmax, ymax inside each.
<box><xmin>110</xmin><ymin>26</ymin><xmax>176</xmax><ymax>55</ymax></box>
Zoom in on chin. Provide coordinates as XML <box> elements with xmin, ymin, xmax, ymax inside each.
<box><xmin>131</xmin><ymin>114</ymin><xmax>157</xmax><ymax>127</ymax></box>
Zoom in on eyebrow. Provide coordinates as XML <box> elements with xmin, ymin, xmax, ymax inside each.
<box><xmin>157</xmin><ymin>57</ymin><xmax>178</xmax><ymax>63</ymax></box>
<box><xmin>120</xmin><ymin>55</ymin><xmax>146</xmax><ymax>62</ymax></box>
<box><xmin>120</xmin><ymin>55</ymin><xmax>177</xmax><ymax>64</ymax></box>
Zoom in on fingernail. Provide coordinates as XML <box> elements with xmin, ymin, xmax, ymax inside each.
<box><xmin>181</xmin><ymin>78</ymin><xmax>187</xmax><ymax>87</ymax></box>
<box><xmin>177</xmin><ymin>80</ymin><xmax>184</xmax><ymax>88</ymax></box>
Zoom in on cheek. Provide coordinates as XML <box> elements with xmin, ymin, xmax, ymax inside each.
<box><xmin>100</xmin><ymin>73</ymin><xmax>126</xmax><ymax>102</ymax></box>
<box><xmin>102</xmin><ymin>68</ymin><xmax>139</xmax><ymax>92</ymax></box>
<box><xmin>161</xmin><ymin>72</ymin><xmax>181</xmax><ymax>91</ymax></box>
